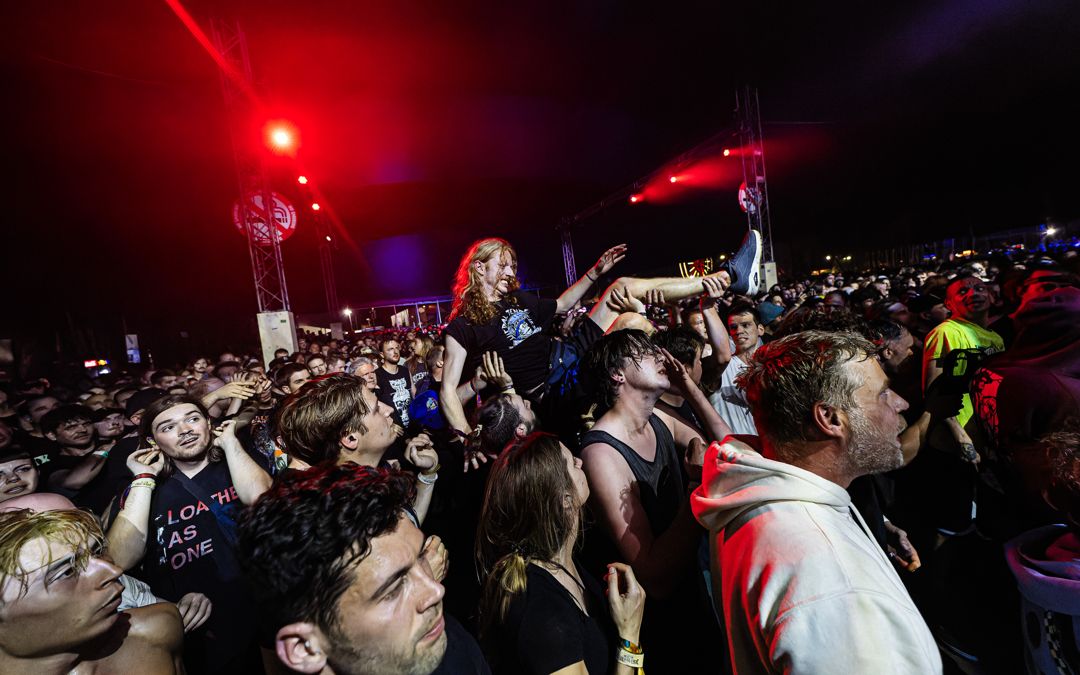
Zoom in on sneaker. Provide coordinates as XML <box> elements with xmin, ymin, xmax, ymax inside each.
<box><xmin>726</xmin><ymin>229</ymin><xmax>762</xmax><ymax>296</ymax></box>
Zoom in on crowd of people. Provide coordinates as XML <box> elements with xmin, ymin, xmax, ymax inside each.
<box><xmin>2</xmin><ymin>229</ymin><xmax>1079</xmax><ymax>674</ymax></box>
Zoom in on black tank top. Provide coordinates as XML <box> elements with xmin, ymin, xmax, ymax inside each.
<box><xmin>579</xmin><ymin>414</ymin><xmax>685</xmax><ymax>537</ymax></box>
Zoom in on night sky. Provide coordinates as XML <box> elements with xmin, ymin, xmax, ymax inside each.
<box><xmin>3</xmin><ymin>0</ymin><xmax>1080</xmax><ymax>361</ymax></box>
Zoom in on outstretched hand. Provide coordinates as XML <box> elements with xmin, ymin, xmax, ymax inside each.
<box><xmin>593</xmin><ymin>244</ymin><xmax>628</xmax><ymax>277</ymax></box>
<box><xmin>480</xmin><ymin>351</ymin><xmax>513</xmax><ymax>390</ymax></box>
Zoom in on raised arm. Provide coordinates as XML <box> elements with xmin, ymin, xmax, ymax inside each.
<box><xmin>440</xmin><ymin>334</ymin><xmax>473</xmax><ymax>437</ymax></box>
<box><xmin>107</xmin><ymin>447</ymin><xmax>165</xmax><ymax>570</ymax></box>
<box><xmin>557</xmin><ymin>244</ymin><xmax>627</xmax><ymax>313</ymax></box>
<box><xmin>213</xmin><ymin>420</ymin><xmax>272</xmax><ymax>504</ymax></box>
<box><xmin>700</xmin><ymin>278</ymin><xmax>732</xmax><ymax>370</ymax></box>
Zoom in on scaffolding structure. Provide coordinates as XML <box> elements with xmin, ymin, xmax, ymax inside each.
<box><xmin>735</xmin><ymin>86</ymin><xmax>774</xmax><ymax>264</ymax></box>
<box><xmin>210</xmin><ymin>19</ymin><xmax>291</xmax><ymax>313</ymax></box>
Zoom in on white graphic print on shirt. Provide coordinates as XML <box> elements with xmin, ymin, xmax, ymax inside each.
<box><xmin>501</xmin><ymin>308</ymin><xmax>541</xmax><ymax>348</ymax></box>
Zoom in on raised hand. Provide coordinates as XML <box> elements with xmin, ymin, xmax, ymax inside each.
<box><xmin>481</xmin><ymin>351</ymin><xmax>513</xmax><ymax>390</ymax></box>
<box><xmin>702</xmin><ymin>275</ymin><xmax>729</xmax><ymax>299</ymax></box>
<box><xmin>643</xmin><ymin>289</ymin><xmax>666</xmax><ymax>307</ymax></box>
<box><xmin>405</xmin><ymin>433</ymin><xmax>439</xmax><ymax>472</ymax></box>
<box><xmin>605</xmin><ymin>562</ymin><xmax>646</xmax><ymax>644</ymax></box>
<box><xmin>593</xmin><ymin>243</ymin><xmax>628</xmax><ymax>277</ymax></box>
<box><xmin>126</xmin><ymin>447</ymin><xmax>166</xmax><ymax>477</ymax></box>
<box><xmin>422</xmin><ymin>535</ymin><xmax>449</xmax><ymax>582</ymax></box>
<box><xmin>659</xmin><ymin>347</ymin><xmax>693</xmax><ymax>394</ymax></box>
<box><xmin>606</xmin><ymin>285</ymin><xmax>646</xmax><ymax>314</ymax></box>
<box><xmin>212</xmin><ymin>420</ymin><xmax>240</xmax><ymax>451</ymax></box>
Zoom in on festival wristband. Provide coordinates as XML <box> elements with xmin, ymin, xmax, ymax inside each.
<box><xmin>422</xmin><ymin>463</ymin><xmax>441</xmax><ymax>476</ymax></box>
<box><xmin>417</xmin><ymin>471</ymin><xmax>439</xmax><ymax>485</ymax></box>
<box><xmin>129</xmin><ymin>479</ymin><xmax>157</xmax><ymax>489</ymax></box>
<box><xmin>133</xmin><ymin>473</ymin><xmax>157</xmax><ymax>481</ymax></box>
<box><xmin>616</xmin><ymin>649</ymin><xmax>644</xmax><ymax>668</ymax></box>
<box><xmin>620</xmin><ymin>638</ymin><xmax>643</xmax><ymax>654</ymax></box>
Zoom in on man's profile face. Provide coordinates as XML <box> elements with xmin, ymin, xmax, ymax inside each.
<box><xmin>0</xmin><ymin>532</ymin><xmax>124</xmax><ymax>657</ymax></box>
<box><xmin>149</xmin><ymin>403</ymin><xmax>211</xmax><ymax>461</ymax></box>
<box><xmin>621</xmin><ymin>350</ymin><xmax>670</xmax><ymax>394</ymax></box>
<box><xmin>0</xmin><ymin>458</ymin><xmax>39</xmax><ymax>504</ymax></box>
<box><xmin>843</xmin><ymin>357</ymin><xmax>909</xmax><ymax>476</ymax></box>
<box><xmin>881</xmin><ymin>329</ymin><xmax>915</xmax><ymax>372</ymax></box>
<box><xmin>315</xmin><ymin>515</ymin><xmax>447</xmax><ymax>675</ymax></box>
<box><xmin>353</xmin><ymin>388</ymin><xmax>402</xmax><ymax>456</ymax></box>
<box><xmin>477</xmin><ymin>249</ymin><xmax>517</xmax><ymax>300</ymax></box>
<box><xmin>506</xmin><ymin>393</ymin><xmax>537</xmax><ymax>433</ymax></box>
<box><xmin>307</xmin><ymin>358</ymin><xmax>328</xmax><ymax>377</ymax></box>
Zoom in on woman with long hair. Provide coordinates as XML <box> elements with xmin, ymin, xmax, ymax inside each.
<box><xmin>476</xmin><ymin>432</ymin><xmax>646</xmax><ymax>674</ymax></box>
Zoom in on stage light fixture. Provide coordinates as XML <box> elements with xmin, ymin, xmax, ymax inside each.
<box><xmin>311</xmin><ymin>203</ymin><xmax>321</xmax><ymax>211</ymax></box>
<box><xmin>669</xmin><ymin>176</ymin><xmax>678</xmax><ymax>183</ymax></box>
<box><xmin>325</xmin><ymin>235</ymin><xmax>332</xmax><ymax>241</ymax></box>
<box><xmin>723</xmin><ymin>148</ymin><xmax>731</xmax><ymax>157</ymax></box>
<box><xmin>298</xmin><ymin>175</ymin><xmax>308</xmax><ymax>185</ymax></box>
<box><xmin>629</xmin><ymin>194</ymin><xmax>642</xmax><ymax>204</ymax></box>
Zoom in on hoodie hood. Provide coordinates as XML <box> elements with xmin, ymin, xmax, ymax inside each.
<box><xmin>692</xmin><ymin>435</ymin><xmax>852</xmax><ymax>532</ymax></box>
<box><xmin>1006</xmin><ymin>525</ymin><xmax>1080</xmax><ymax>615</ymax></box>
<box><xmin>998</xmin><ymin>286</ymin><xmax>1080</xmax><ymax>375</ymax></box>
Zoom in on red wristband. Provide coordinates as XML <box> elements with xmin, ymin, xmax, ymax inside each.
<box><xmin>133</xmin><ymin>473</ymin><xmax>157</xmax><ymax>481</ymax></box>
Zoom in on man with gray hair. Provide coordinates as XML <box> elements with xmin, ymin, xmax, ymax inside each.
<box><xmin>691</xmin><ymin>330</ymin><xmax>942</xmax><ymax>674</ymax></box>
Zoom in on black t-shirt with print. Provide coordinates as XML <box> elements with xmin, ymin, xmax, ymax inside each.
<box><xmin>113</xmin><ymin>448</ymin><xmax>270</xmax><ymax>673</ymax></box>
<box><xmin>445</xmin><ymin>291</ymin><xmax>558</xmax><ymax>394</ymax></box>
<box><xmin>376</xmin><ymin>366</ymin><xmax>413</xmax><ymax>426</ymax></box>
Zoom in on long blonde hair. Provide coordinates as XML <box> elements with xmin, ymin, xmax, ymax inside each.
<box><xmin>449</xmin><ymin>238</ymin><xmax>520</xmax><ymax>325</ymax></box>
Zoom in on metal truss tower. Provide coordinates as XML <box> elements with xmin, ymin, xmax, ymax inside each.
<box><xmin>559</xmin><ymin>221</ymin><xmax>579</xmax><ymax>289</ymax></box>
<box><xmin>735</xmin><ymin>87</ymin><xmax>775</xmax><ymax>263</ymax></box>
<box><xmin>210</xmin><ymin>19</ymin><xmax>291</xmax><ymax>313</ymax></box>
<box><xmin>314</xmin><ymin>212</ymin><xmax>340</xmax><ymax>315</ymax></box>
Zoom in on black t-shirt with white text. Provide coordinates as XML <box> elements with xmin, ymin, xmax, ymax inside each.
<box><xmin>445</xmin><ymin>291</ymin><xmax>558</xmax><ymax>394</ymax></box>
<box><xmin>113</xmin><ymin>449</ymin><xmax>270</xmax><ymax>673</ymax></box>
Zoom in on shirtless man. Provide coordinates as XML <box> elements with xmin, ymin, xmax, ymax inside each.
<box><xmin>0</xmin><ymin>508</ymin><xmax>184</xmax><ymax>674</ymax></box>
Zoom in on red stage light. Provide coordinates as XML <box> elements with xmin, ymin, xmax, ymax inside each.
<box><xmin>264</xmin><ymin>120</ymin><xmax>299</xmax><ymax>154</ymax></box>
<box><xmin>629</xmin><ymin>194</ymin><xmax>643</xmax><ymax>204</ymax></box>
<box><xmin>669</xmin><ymin>176</ymin><xmax>678</xmax><ymax>183</ymax></box>
<box><xmin>271</xmin><ymin>129</ymin><xmax>291</xmax><ymax>147</ymax></box>
<box><xmin>297</xmin><ymin>175</ymin><xmax>308</xmax><ymax>185</ymax></box>
<box><xmin>325</xmin><ymin>235</ymin><xmax>332</xmax><ymax>242</ymax></box>
<box><xmin>311</xmin><ymin>203</ymin><xmax>321</xmax><ymax>211</ymax></box>
<box><xmin>723</xmin><ymin>148</ymin><xmax>731</xmax><ymax>157</ymax></box>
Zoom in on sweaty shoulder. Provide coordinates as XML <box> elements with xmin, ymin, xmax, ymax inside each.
<box><xmin>126</xmin><ymin>602</ymin><xmax>184</xmax><ymax>653</ymax></box>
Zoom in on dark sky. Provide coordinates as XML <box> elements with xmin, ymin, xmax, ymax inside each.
<box><xmin>3</xmin><ymin>0</ymin><xmax>1080</xmax><ymax>358</ymax></box>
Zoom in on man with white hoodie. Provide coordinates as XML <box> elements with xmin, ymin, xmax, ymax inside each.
<box><xmin>691</xmin><ymin>330</ymin><xmax>942</xmax><ymax>674</ymax></box>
